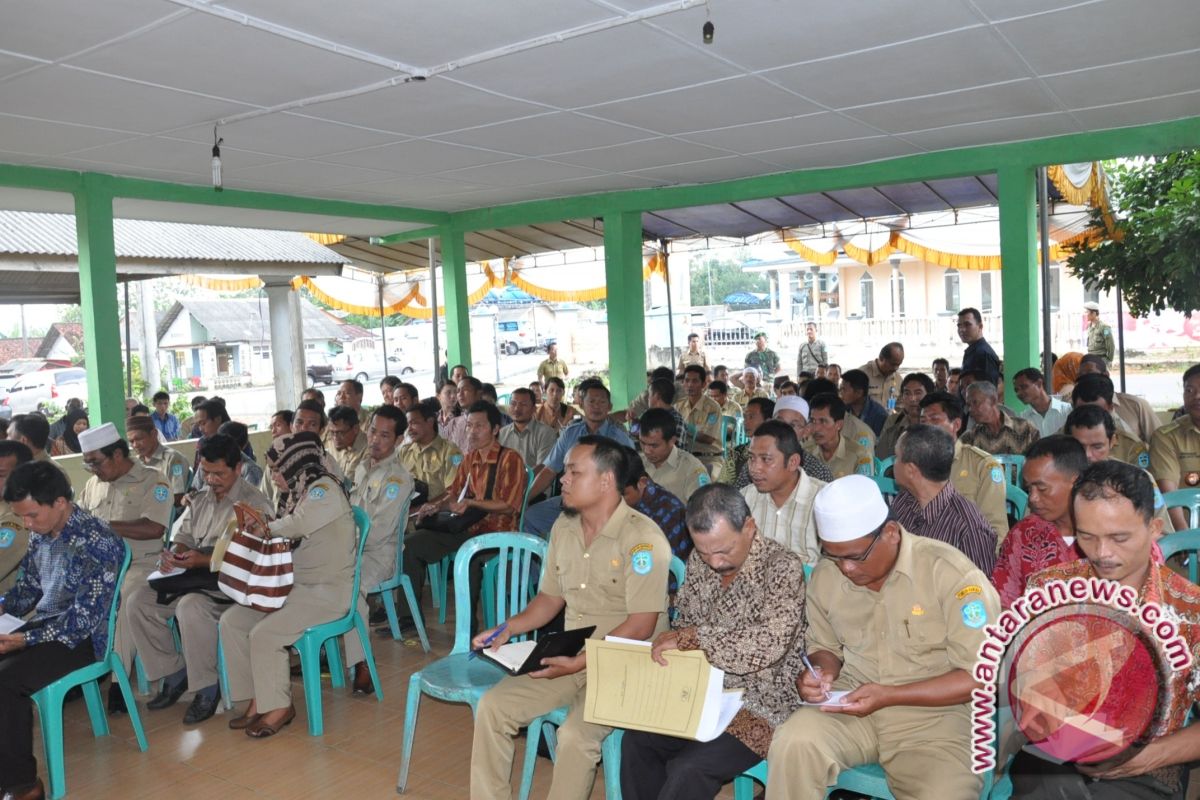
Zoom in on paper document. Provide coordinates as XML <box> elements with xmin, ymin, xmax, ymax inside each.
<box><xmin>801</xmin><ymin>690</ymin><xmax>852</xmax><ymax>707</ymax></box>
<box><xmin>148</xmin><ymin>565</ymin><xmax>186</xmax><ymax>581</ymax></box>
<box><xmin>584</xmin><ymin>636</ymin><xmax>744</xmax><ymax>741</ymax></box>
<box><xmin>482</xmin><ymin>640</ymin><xmax>539</xmax><ymax>672</ymax></box>
<box><xmin>0</xmin><ymin>612</ymin><xmax>25</xmax><ymax>634</ymax></box>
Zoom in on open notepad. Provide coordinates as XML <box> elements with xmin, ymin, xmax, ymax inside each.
<box><xmin>583</xmin><ymin>636</ymin><xmax>744</xmax><ymax>742</ymax></box>
<box><xmin>801</xmin><ymin>690</ymin><xmax>852</xmax><ymax>707</ymax></box>
<box><xmin>0</xmin><ymin>612</ymin><xmax>25</xmax><ymax>634</ymax></box>
<box><xmin>479</xmin><ymin>626</ymin><xmax>596</xmax><ymax>676</ymax></box>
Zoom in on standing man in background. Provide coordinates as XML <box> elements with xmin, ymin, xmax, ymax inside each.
<box><xmin>797</xmin><ymin>323</ymin><xmax>827</xmax><ymax>376</ymax></box>
<box><xmin>537</xmin><ymin>343</ymin><xmax>569</xmax><ymax>385</ymax></box>
<box><xmin>1084</xmin><ymin>301</ymin><xmax>1115</xmax><ymax>367</ymax></box>
<box><xmin>957</xmin><ymin>308</ymin><xmax>1001</xmax><ymax>387</ymax></box>
<box><xmin>744</xmin><ymin>333</ymin><xmax>780</xmax><ymax>382</ymax></box>
<box><xmin>677</xmin><ymin>333</ymin><xmax>709</xmax><ymax>373</ymax></box>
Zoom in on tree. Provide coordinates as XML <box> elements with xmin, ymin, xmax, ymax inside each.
<box><xmin>688</xmin><ymin>251</ymin><xmax>768</xmax><ymax>306</ymax></box>
<box><xmin>1067</xmin><ymin>151</ymin><xmax>1200</xmax><ymax>317</ymax></box>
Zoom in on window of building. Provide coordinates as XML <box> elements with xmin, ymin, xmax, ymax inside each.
<box><xmin>944</xmin><ymin>269</ymin><xmax>960</xmax><ymax>311</ymax></box>
<box><xmin>981</xmin><ymin>273</ymin><xmax>993</xmax><ymax>313</ymax></box>
<box><xmin>252</xmin><ymin>344</ymin><xmax>271</xmax><ymax>360</ymax></box>
<box><xmin>891</xmin><ymin>272</ymin><xmax>906</xmax><ymax>317</ymax></box>
<box><xmin>1048</xmin><ymin>266</ymin><xmax>1061</xmax><ymax>311</ymax></box>
<box><xmin>860</xmin><ymin>274</ymin><xmax>875</xmax><ymax>319</ymax></box>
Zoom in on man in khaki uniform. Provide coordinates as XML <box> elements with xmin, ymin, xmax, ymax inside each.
<box><xmin>1151</xmin><ymin>364</ymin><xmax>1200</xmax><ymax>531</ymax></box>
<box><xmin>126</xmin><ymin>414</ymin><xmax>190</xmax><ymax>506</ymax></box>
<box><xmin>9</xmin><ymin>413</ymin><xmax>58</xmax><ymax>466</ymax></box>
<box><xmin>0</xmin><ymin>441</ymin><xmax>33</xmax><ymax>592</ymax></box>
<box><xmin>857</xmin><ymin>342</ymin><xmax>904</xmax><ymax>408</ymax></box>
<box><xmin>537</xmin><ymin>343</ymin><xmax>570</xmax><ymax>384</ymax></box>
<box><xmin>637</xmin><ymin>408</ymin><xmax>709</xmax><ymax>504</ymax></box>
<box><xmin>347</xmin><ymin>405</ymin><xmax>414</xmax><ymax>692</ymax></box>
<box><xmin>335</xmin><ymin>379</ymin><xmax>370</xmax><ymax>427</ymax></box>
<box><xmin>677</xmin><ymin>333</ymin><xmax>708</xmax><ymax>373</ymax></box>
<box><xmin>328</xmin><ymin>404</ymin><xmax>369</xmax><ymax>486</ymax></box>
<box><xmin>805</xmin><ymin>394</ymin><xmax>873</xmax><ymax>479</ymax></box>
<box><xmin>470</xmin><ymin>437</ymin><xmax>671</xmax><ymax>800</ymax></box>
<box><xmin>919</xmin><ymin>392</ymin><xmax>1008</xmax><ymax>543</ymax></box>
<box><xmin>76</xmin><ymin>423</ymin><xmax>173</xmax><ymax>713</ymax></box>
<box><xmin>1084</xmin><ymin>301</ymin><xmax>1115</xmax><ymax>366</ymax></box>
<box><xmin>126</xmin><ymin>433</ymin><xmax>273</xmax><ymax>724</ymax></box>
<box><xmin>768</xmin><ymin>475</ymin><xmax>999</xmax><ymax>799</ymax></box>
<box><xmin>399</xmin><ymin>399</ymin><xmax>463</xmax><ymax>504</ymax></box>
<box><xmin>675</xmin><ymin>364</ymin><xmax>725</xmax><ymax>475</ymax></box>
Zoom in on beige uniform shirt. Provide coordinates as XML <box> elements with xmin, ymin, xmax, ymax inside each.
<box><xmin>398</xmin><ymin>435</ymin><xmax>463</xmax><ymax>500</ymax></box>
<box><xmin>841</xmin><ymin>413</ymin><xmax>877</xmax><ymax>453</ymax></box>
<box><xmin>0</xmin><ymin>500</ymin><xmax>30</xmax><ymax>593</ymax></box>
<box><xmin>332</xmin><ymin>430</ymin><xmax>369</xmax><ymax>488</ymax></box>
<box><xmin>537</xmin><ymin>358</ymin><xmax>569</xmax><ymax>382</ymax></box>
<box><xmin>1112</xmin><ymin>429</ymin><xmax>1152</xmax><ymax>470</ymax></box>
<box><xmin>267</xmin><ymin>476</ymin><xmax>355</xmax><ymax>590</ymax></box>
<box><xmin>1152</xmin><ymin>416</ymin><xmax>1200</xmax><ymax>489</ymax></box>
<box><xmin>721</xmin><ymin>399</ymin><xmax>743</xmax><ymax>419</ymax></box>
<box><xmin>740</xmin><ymin>471</ymin><xmax>826</xmax><ymax>566</ymax></box>
<box><xmin>641</xmin><ymin>446</ymin><xmax>709</xmax><ymax>504</ymax></box>
<box><xmin>542</xmin><ymin>503</ymin><xmax>671</xmax><ymax>639</ymax></box>
<box><xmin>858</xmin><ymin>360</ymin><xmax>902</xmax><ymax>408</ymax></box>
<box><xmin>952</xmin><ymin>440</ymin><xmax>1009</xmax><ymax>543</ymax></box>
<box><xmin>78</xmin><ymin>461</ymin><xmax>173</xmax><ymax>563</ymax></box>
<box><xmin>172</xmin><ymin>478</ymin><xmax>273</xmax><ymax>553</ymax></box>
<box><xmin>352</xmin><ymin>452</ymin><xmax>415</xmax><ymax>589</ymax></box>
<box><xmin>675</xmin><ymin>395</ymin><xmax>724</xmax><ymax>459</ymax></box>
<box><xmin>677</xmin><ymin>351</ymin><xmax>708</xmax><ymax>372</ymax></box>
<box><xmin>1113</xmin><ymin>392</ymin><xmax>1161</xmax><ymax>445</ymax></box>
<box><xmin>875</xmin><ymin>412</ymin><xmax>912</xmax><ymax>461</ymax></box>
<box><xmin>806</xmin><ymin>437</ymin><xmax>874</xmax><ymax>479</ymax></box>
<box><xmin>141</xmin><ymin>444</ymin><xmax>190</xmax><ymax>497</ymax></box>
<box><xmin>807</xmin><ymin>530</ymin><xmax>999</xmax><ymax>706</ymax></box>
<box><xmin>499</xmin><ymin>420</ymin><xmax>558</xmax><ymax>473</ymax></box>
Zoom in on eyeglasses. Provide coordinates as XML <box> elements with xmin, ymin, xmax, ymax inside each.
<box><xmin>81</xmin><ymin>454</ymin><xmax>110</xmax><ymax>472</ymax></box>
<box><xmin>821</xmin><ymin>531</ymin><xmax>882</xmax><ymax>563</ymax></box>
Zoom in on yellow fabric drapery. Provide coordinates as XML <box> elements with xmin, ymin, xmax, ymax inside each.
<box><xmin>179</xmin><ymin>274</ymin><xmax>285</xmax><ymax>291</ymax></box>
<box><xmin>292</xmin><ymin>275</ymin><xmax>422</xmax><ymax>317</ymax></box>
<box><xmin>782</xmin><ymin>236</ymin><xmax>839</xmax><ymax>266</ymax></box>
<box><xmin>303</xmin><ymin>232</ymin><xmax>348</xmax><ymax>246</ymax></box>
<box><xmin>841</xmin><ymin>229</ymin><xmax>898</xmax><ymax>266</ymax></box>
<box><xmin>1047</xmin><ymin>163</ymin><xmax>1097</xmax><ymax>206</ymax></box>
<box><xmin>499</xmin><ymin>253</ymin><xmax>667</xmax><ymax>303</ymax></box>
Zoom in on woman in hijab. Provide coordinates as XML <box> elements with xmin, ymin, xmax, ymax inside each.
<box><xmin>218</xmin><ymin>431</ymin><xmax>358</xmax><ymax>738</ymax></box>
<box><xmin>51</xmin><ymin>408</ymin><xmax>90</xmax><ymax>455</ymax></box>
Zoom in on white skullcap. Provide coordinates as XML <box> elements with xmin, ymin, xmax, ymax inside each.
<box><xmin>813</xmin><ymin>475</ymin><xmax>888</xmax><ymax>543</ymax></box>
<box><xmin>773</xmin><ymin>396</ymin><xmax>810</xmax><ymax>421</ymax></box>
<box><xmin>78</xmin><ymin>422</ymin><xmax>121</xmax><ymax>453</ymax></box>
<box><xmin>742</xmin><ymin>366</ymin><xmax>761</xmax><ymax>378</ymax></box>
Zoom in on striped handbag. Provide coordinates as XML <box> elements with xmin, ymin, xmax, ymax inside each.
<box><xmin>217</xmin><ymin>502</ymin><xmax>294</xmax><ymax>612</ymax></box>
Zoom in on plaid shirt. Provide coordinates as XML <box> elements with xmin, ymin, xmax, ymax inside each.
<box><xmin>2</xmin><ymin>506</ymin><xmax>124</xmax><ymax>660</ymax></box>
<box><xmin>960</xmin><ymin>413</ymin><xmax>1040</xmax><ymax>456</ymax></box>
<box><xmin>444</xmin><ymin>440</ymin><xmax>528</xmax><ymax>535</ymax></box>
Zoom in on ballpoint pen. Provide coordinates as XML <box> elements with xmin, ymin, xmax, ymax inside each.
<box><xmin>801</xmin><ymin>652</ymin><xmax>831</xmax><ymax>702</ymax></box>
<box><xmin>469</xmin><ymin>622</ymin><xmax>508</xmax><ymax>660</ymax></box>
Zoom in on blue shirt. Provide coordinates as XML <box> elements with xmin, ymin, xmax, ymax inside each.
<box><xmin>962</xmin><ymin>338</ymin><xmax>1001</xmax><ymax>386</ymax></box>
<box><xmin>153</xmin><ymin>411</ymin><xmax>181</xmax><ymax>441</ymax></box>
<box><xmin>634</xmin><ymin>480</ymin><xmax>689</xmax><ymax>559</ymax></box>
<box><xmin>857</xmin><ymin>397</ymin><xmax>890</xmax><ymax>437</ymax></box>
<box><xmin>543</xmin><ymin>419</ymin><xmax>634</xmax><ymax>473</ymax></box>
<box><xmin>3</xmin><ymin>506</ymin><xmax>124</xmax><ymax>660</ymax></box>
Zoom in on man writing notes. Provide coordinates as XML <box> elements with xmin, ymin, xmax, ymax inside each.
<box><xmin>620</xmin><ymin>484</ymin><xmax>807</xmax><ymax>800</ymax></box>
<box><xmin>470</xmin><ymin>436</ymin><xmax>670</xmax><ymax>800</ymax></box>
<box><xmin>768</xmin><ymin>475</ymin><xmax>999</xmax><ymax>799</ymax></box>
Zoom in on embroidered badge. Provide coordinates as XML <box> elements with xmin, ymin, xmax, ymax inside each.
<box><xmin>630</xmin><ymin>543</ymin><xmax>654</xmax><ymax>575</ymax></box>
<box><xmin>858</xmin><ymin>436</ymin><xmax>870</xmax><ymax>448</ymax></box>
<box><xmin>171</xmin><ymin>463</ymin><xmax>183</xmax><ymax>477</ymax></box>
<box><xmin>385</xmin><ymin>481</ymin><xmax>401</xmax><ymax>500</ymax></box>
<box><xmin>153</xmin><ymin>485</ymin><xmax>169</xmax><ymax>503</ymax></box>
<box><xmin>308</xmin><ymin>486</ymin><xmax>327</xmax><ymax>500</ymax></box>
<box><xmin>697</xmin><ymin>472</ymin><xmax>710</xmax><ymax>486</ymax></box>
<box><xmin>706</xmin><ymin>413</ymin><xmax>717</xmax><ymax>425</ymax></box>
<box><xmin>0</xmin><ymin>527</ymin><xmax>14</xmax><ymax>548</ymax></box>
<box><xmin>990</xmin><ymin>466</ymin><xmax>1004</xmax><ymax>484</ymax></box>
<box><xmin>956</xmin><ymin>585</ymin><xmax>983</xmax><ymax>600</ymax></box>
<box><xmin>1154</xmin><ymin>487</ymin><xmax>1165</xmax><ymax>511</ymax></box>
<box><xmin>961</xmin><ymin>600</ymin><xmax>987</xmax><ymax>629</ymax></box>
<box><xmin>1137</xmin><ymin>452</ymin><xmax>1150</xmax><ymax>469</ymax></box>
<box><xmin>451</xmin><ymin>454</ymin><xmax>464</xmax><ymax>467</ymax></box>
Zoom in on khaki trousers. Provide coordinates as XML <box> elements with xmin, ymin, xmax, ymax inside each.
<box><xmin>126</xmin><ymin>584</ymin><xmax>225</xmax><ymax>689</ymax></box>
<box><xmin>471</xmin><ymin>671</ymin><xmax>611</xmax><ymax>800</ymax></box>
<box><xmin>112</xmin><ymin>559</ymin><xmax>155</xmax><ymax>673</ymax></box>
<box><xmin>767</xmin><ymin>704</ymin><xmax>981</xmax><ymax>800</ymax></box>
<box><xmin>218</xmin><ymin>582</ymin><xmax>349</xmax><ymax>714</ymax></box>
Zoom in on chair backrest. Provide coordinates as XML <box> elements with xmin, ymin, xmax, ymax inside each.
<box><xmin>992</xmin><ymin>454</ymin><xmax>1025</xmax><ymax>487</ymax></box>
<box><xmin>518</xmin><ymin>465</ymin><xmax>536</xmax><ymax>529</ymax></box>
<box><xmin>349</xmin><ymin>505</ymin><xmax>372</xmax><ymax>602</ymax></box>
<box><xmin>872</xmin><ymin>475</ymin><xmax>897</xmax><ymax>501</ymax></box>
<box><xmin>102</xmin><ymin>541</ymin><xmax>133</xmax><ymax>661</ymax></box>
<box><xmin>669</xmin><ymin>555</ymin><xmax>686</xmax><ymax>589</ymax></box>
<box><xmin>1164</xmin><ymin>488</ymin><xmax>1200</xmax><ymax>527</ymax></box>
<box><xmin>451</xmin><ymin>532</ymin><xmax>548</xmax><ymax>655</ymax></box>
<box><xmin>388</xmin><ymin>493</ymin><xmax>416</xmax><ymax>584</ymax></box>
<box><xmin>720</xmin><ymin>415</ymin><xmax>739</xmax><ymax>458</ymax></box>
<box><xmin>1157</xmin><ymin>528</ymin><xmax>1200</xmax><ymax>584</ymax></box>
<box><xmin>1006</xmin><ymin>483</ymin><xmax>1029</xmax><ymax>522</ymax></box>
<box><xmin>877</xmin><ymin>455</ymin><xmax>895</xmax><ymax>477</ymax></box>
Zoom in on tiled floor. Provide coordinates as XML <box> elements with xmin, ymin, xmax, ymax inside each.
<box><xmin>39</xmin><ymin>608</ymin><xmax>744</xmax><ymax>799</ymax></box>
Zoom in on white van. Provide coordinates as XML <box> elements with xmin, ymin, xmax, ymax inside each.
<box><xmin>2</xmin><ymin>367</ymin><xmax>89</xmax><ymax>415</ymax></box>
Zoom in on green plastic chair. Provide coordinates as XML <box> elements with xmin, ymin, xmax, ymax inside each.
<box><xmin>1006</xmin><ymin>484</ymin><xmax>1028</xmax><ymax>521</ymax></box>
<box><xmin>365</xmin><ymin>493</ymin><xmax>429</xmax><ymax>651</ymax></box>
<box><xmin>872</xmin><ymin>475</ymin><xmax>898</xmax><ymax>501</ymax></box>
<box><xmin>721</xmin><ymin>415</ymin><xmax>739</xmax><ymax>458</ymax></box>
<box><xmin>32</xmin><ymin>541</ymin><xmax>149</xmax><ymax>800</ymax></box>
<box><xmin>877</xmin><ymin>456</ymin><xmax>895</xmax><ymax>477</ymax></box>
<box><xmin>397</xmin><ymin>531</ymin><xmax>547</xmax><ymax>793</ymax></box>
<box><xmin>992</xmin><ymin>454</ymin><xmax>1025</xmax><ymax>487</ymax></box>
<box><xmin>517</xmin><ymin>555</ymin><xmax>687</xmax><ymax>800</ymax></box>
<box><xmin>1157</xmin><ymin>528</ymin><xmax>1200</xmax><ymax>584</ymax></box>
<box><xmin>1164</xmin><ymin>488</ymin><xmax>1200</xmax><ymax>528</ymax></box>
<box><xmin>292</xmin><ymin>505</ymin><xmax>384</xmax><ymax>736</ymax></box>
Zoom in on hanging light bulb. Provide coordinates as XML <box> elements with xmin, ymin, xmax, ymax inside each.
<box><xmin>702</xmin><ymin>19</ymin><xmax>714</xmax><ymax>44</ymax></box>
<box><xmin>211</xmin><ymin>126</ymin><xmax>224</xmax><ymax>192</ymax></box>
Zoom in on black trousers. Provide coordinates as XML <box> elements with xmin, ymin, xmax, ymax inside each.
<box><xmin>1009</xmin><ymin>750</ymin><xmax>1182</xmax><ymax>799</ymax></box>
<box><xmin>402</xmin><ymin>528</ymin><xmax>484</xmax><ymax>625</ymax></box>
<box><xmin>620</xmin><ymin>729</ymin><xmax>762</xmax><ymax>800</ymax></box>
<box><xmin>0</xmin><ymin>638</ymin><xmax>95</xmax><ymax>788</ymax></box>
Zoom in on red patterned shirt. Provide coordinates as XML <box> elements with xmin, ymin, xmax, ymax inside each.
<box><xmin>443</xmin><ymin>441</ymin><xmax>528</xmax><ymax>535</ymax></box>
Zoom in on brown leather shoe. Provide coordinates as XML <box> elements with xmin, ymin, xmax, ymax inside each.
<box><xmin>246</xmin><ymin>704</ymin><xmax>295</xmax><ymax>738</ymax></box>
<box><xmin>353</xmin><ymin>662</ymin><xmax>374</xmax><ymax>695</ymax></box>
<box><xmin>228</xmin><ymin>705</ymin><xmax>261</xmax><ymax>730</ymax></box>
<box><xmin>1</xmin><ymin>778</ymin><xmax>46</xmax><ymax>800</ymax></box>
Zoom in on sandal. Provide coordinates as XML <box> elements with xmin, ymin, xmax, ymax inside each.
<box><xmin>246</xmin><ymin>705</ymin><xmax>295</xmax><ymax>738</ymax></box>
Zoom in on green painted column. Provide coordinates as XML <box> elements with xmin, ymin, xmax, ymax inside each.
<box><xmin>74</xmin><ymin>173</ymin><xmax>126</xmax><ymax>433</ymax></box>
<box><xmin>603</xmin><ymin>211</ymin><xmax>647</xmax><ymax>408</ymax></box>
<box><xmin>440</xmin><ymin>228</ymin><xmax>472</xmax><ymax>370</ymax></box>
<box><xmin>997</xmin><ymin>164</ymin><xmax>1039</xmax><ymax>407</ymax></box>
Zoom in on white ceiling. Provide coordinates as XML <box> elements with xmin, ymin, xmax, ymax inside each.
<box><xmin>1</xmin><ymin>0</ymin><xmax>1198</xmax><ymax>224</ymax></box>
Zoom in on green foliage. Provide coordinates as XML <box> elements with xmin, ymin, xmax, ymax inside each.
<box><xmin>688</xmin><ymin>252</ymin><xmax>769</xmax><ymax>306</ymax></box>
<box><xmin>1067</xmin><ymin>151</ymin><xmax>1200</xmax><ymax>317</ymax></box>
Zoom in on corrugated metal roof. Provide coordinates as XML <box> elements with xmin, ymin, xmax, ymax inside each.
<box><xmin>157</xmin><ymin>298</ymin><xmax>347</xmax><ymax>344</ymax></box>
<box><xmin>0</xmin><ymin>211</ymin><xmax>345</xmax><ymax>264</ymax></box>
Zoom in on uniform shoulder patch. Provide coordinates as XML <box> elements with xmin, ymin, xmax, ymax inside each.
<box><xmin>990</xmin><ymin>466</ymin><xmax>1004</xmax><ymax>484</ymax></box>
<box><xmin>153</xmin><ymin>484</ymin><xmax>170</xmax><ymax>503</ymax></box>
<box><xmin>450</xmin><ymin>454</ymin><xmax>464</xmax><ymax>467</ymax></box>
<box><xmin>961</xmin><ymin>599</ymin><xmax>988</xmax><ymax>629</ymax></box>
<box><xmin>630</xmin><ymin>543</ymin><xmax>655</xmax><ymax>575</ymax></box>
<box><xmin>858</xmin><ymin>436</ymin><xmax>870</xmax><ymax>449</ymax></box>
<box><xmin>697</xmin><ymin>471</ymin><xmax>711</xmax><ymax>487</ymax></box>
<box><xmin>171</xmin><ymin>463</ymin><xmax>184</xmax><ymax>477</ymax></box>
<box><xmin>956</xmin><ymin>585</ymin><xmax>983</xmax><ymax>600</ymax></box>
<box><xmin>1137</xmin><ymin>451</ymin><xmax>1151</xmax><ymax>469</ymax></box>
<box><xmin>705</xmin><ymin>412</ymin><xmax>717</xmax><ymax>425</ymax></box>
<box><xmin>308</xmin><ymin>486</ymin><xmax>327</xmax><ymax>500</ymax></box>
<box><xmin>0</xmin><ymin>527</ymin><xmax>14</xmax><ymax>547</ymax></box>
<box><xmin>1154</xmin><ymin>487</ymin><xmax>1165</xmax><ymax>511</ymax></box>
<box><xmin>385</xmin><ymin>481</ymin><xmax>401</xmax><ymax>500</ymax></box>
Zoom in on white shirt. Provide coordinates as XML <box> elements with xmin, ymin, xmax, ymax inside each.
<box><xmin>1019</xmin><ymin>396</ymin><xmax>1072</xmax><ymax>437</ymax></box>
<box><xmin>740</xmin><ymin>471</ymin><xmax>826</xmax><ymax>566</ymax></box>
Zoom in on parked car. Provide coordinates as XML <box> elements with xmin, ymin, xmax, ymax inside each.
<box><xmin>306</xmin><ymin>353</ymin><xmax>334</xmax><ymax>387</ymax></box>
<box><xmin>2</xmin><ymin>367</ymin><xmax>89</xmax><ymax>415</ymax></box>
<box><xmin>330</xmin><ymin>351</ymin><xmax>412</xmax><ymax>384</ymax></box>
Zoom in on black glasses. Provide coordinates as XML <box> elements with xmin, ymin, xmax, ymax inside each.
<box><xmin>81</xmin><ymin>454</ymin><xmax>110</xmax><ymax>472</ymax></box>
<box><xmin>821</xmin><ymin>531</ymin><xmax>882</xmax><ymax>563</ymax></box>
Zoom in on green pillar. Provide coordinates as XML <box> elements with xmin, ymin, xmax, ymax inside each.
<box><xmin>75</xmin><ymin>173</ymin><xmax>126</xmax><ymax>433</ymax></box>
<box><xmin>440</xmin><ymin>228</ymin><xmax>472</xmax><ymax>370</ymax></box>
<box><xmin>997</xmin><ymin>164</ymin><xmax>1039</xmax><ymax>408</ymax></box>
<box><xmin>604</xmin><ymin>211</ymin><xmax>647</xmax><ymax>408</ymax></box>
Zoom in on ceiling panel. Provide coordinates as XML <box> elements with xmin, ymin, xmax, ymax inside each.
<box><xmin>901</xmin><ymin>113</ymin><xmax>1080</xmax><ymax>152</ymax></box>
<box><xmin>628</xmin><ymin>155</ymin><xmax>780</xmax><ymax>184</ymax></box>
<box><xmin>171</xmin><ymin>113</ymin><xmax>402</xmax><ymax>160</ymax></box>
<box><xmin>230</xmin><ymin>158</ymin><xmax>400</xmax><ymax>189</ymax></box>
<box><xmin>438</xmin><ymin>158</ymin><xmax>607</xmax><ymax>187</ymax></box>
<box><xmin>0</xmin><ymin>115</ymin><xmax>136</xmax><ymax>156</ymax></box>
<box><xmin>437</xmin><ymin>112</ymin><xmax>652</xmax><ymax>156</ymax></box>
<box><xmin>1069</xmin><ymin>89</ymin><xmax>1200</xmax><ymax>131</ymax></box>
<box><xmin>677</xmin><ymin>112</ymin><xmax>883</xmax><ymax>154</ymax></box>
<box><xmin>753</xmin><ymin>137</ymin><xmax>921</xmax><ymax>170</ymax></box>
<box><xmin>65</xmin><ymin>135</ymin><xmax>284</xmax><ymax>175</ymax></box>
<box><xmin>1043</xmin><ymin>50</ymin><xmax>1200</xmax><ymax>109</ymax></box>
<box><xmin>0</xmin><ymin>0</ymin><xmax>180</xmax><ymax>60</ymax></box>
<box><xmin>319</xmin><ymin>138</ymin><xmax>515</xmax><ymax>174</ymax></box>
<box><xmin>842</xmin><ymin>80</ymin><xmax>1060</xmax><ymax>133</ymax></box>
<box><xmin>550</xmin><ymin>137</ymin><xmax>729</xmax><ymax>171</ymax></box>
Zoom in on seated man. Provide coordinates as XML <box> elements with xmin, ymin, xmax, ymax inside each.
<box><xmin>1151</xmin><ymin>363</ymin><xmax>1200</xmax><ymax>532</ymax></box>
<box><xmin>471</xmin><ymin>436</ymin><xmax>670</xmax><ymax>800</ymax></box>
<box><xmin>637</xmin><ymin>408</ymin><xmax>709</xmax><ymax>504</ymax></box>
<box><xmin>0</xmin><ymin>461</ymin><xmax>124</xmax><ymax>800</ymax></box>
<box><xmin>707</xmin><ymin>379</ymin><xmax>742</xmax><ymax>419</ymax></box>
<box><xmin>768</xmin><ymin>475</ymin><xmax>999</xmax><ymax>799</ymax></box>
<box><xmin>620</xmin><ymin>484</ymin><xmax>808</xmax><ymax>800</ymax></box>
<box><xmin>9</xmin><ymin>414</ymin><xmax>57</xmax><ymax>465</ymax></box>
<box><xmin>126</xmin><ymin>414</ymin><xmax>190</xmax><ymax>506</ymax></box>
<box><xmin>1072</xmin><ymin>374</ymin><xmax>1150</xmax><ymax>464</ymax></box>
<box><xmin>1014</xmin><ymin>367</ymin><xmax>1071</xmax><ymax>437</ymax></box>
<box><xmin>498</xmin><ymin>388</ymin><xmax>557</xmax><ymax>478</ymax></box>
<box><xmin>839</xmin><ymin>369</ymin><xmax>889</xmax><ymax>437</ymax></box>
<box><xmin>771</xmin><ymin>396</ymin><xmax>835</xmax><ymax>484</ymax></box>
<box><xmin>876</xmin><ymin>373</ymin><xmax>934</xmax><ymax>460</ymax></box>
<box><xmin>406</xmin><ymin>401</ymin><xmax>527</xmax><ymax>625</ymax></box>
<box><xmin>1065</xmin><ymin>403</ymin><xmax>1148</xmax><ymax>469</ymax></box>
<box><xmin>1076</xmin><ymin>353</ymin><xmax>1161</xmax><ymax>444</ymax></box>
<box><xmin>645</xmin><ymin>377</ymin><xmax>690</xmax><ymax>450</ymax></box>
<box><xmin>0</xmin><ymin>440</ymin><xmax>33</xmax><ymax>593</ymax></box>
<box><xmin>741</xmin><ymin>419</ymin><xmax>825</xmax><ymax>566</ymax></box>
<box><xmin>290</xmin><ymin>399</ymin><xmax>346</xmax><ymax>485</ymax></box>
<box><xmin>398</xmin><ymin>398</ymin><xmax>462</xmax><ymax>507</ymax></box>
<box><xmin>1010</xmin><ymin>461</ymin><xmax>1200</xmax><ymax>798</ymax></box>
<box><xmin>126</xmin><ymin>434</ymin><xmax>274</xmax><ymax>723</ymax></box>
<box><xmin>718</xmin><ymin>396</ymin><xmax>772</xmax><ymax>487</ymax></box>
<box><xmin>961</xmin><ymin>381</ymin><xmax>1040</xmax><ymax>456</ymax></box>
<box><xmin>802</xmin><ymin>378</ymin><xmax>875</xmax><ymax>452</ymax></box>
<box><xmin>151</xmin><ymin>390</ymin><xmax>180</xmax><ymax>441</ymax></box>
<box><xmin>620</xmin><ymin>451</ymin><xmax>689</xmax><ymax>569</ymax></box>
<box><xmin>328</xmin><ymin>404</ymin><xmax>369</xmax><ymax>487</ymax></box>
<box><xmin>675</xmin><ymin>365</ymin><xmax>725</xmax><ymax>475</ymax></box>
<box><xmin>890</xmin><ymin>424</ymin><xmax>997</xmax><ymax>573</ymax></box>
<box><xmin>804</xmin><ymin>393</ymin><xmax>874</xmax><ymax>479</ymax></box>
<box><xmin>217</xmin><ymin>420</ymin><xmax>263</xmax><ymax>489</ymax></box>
